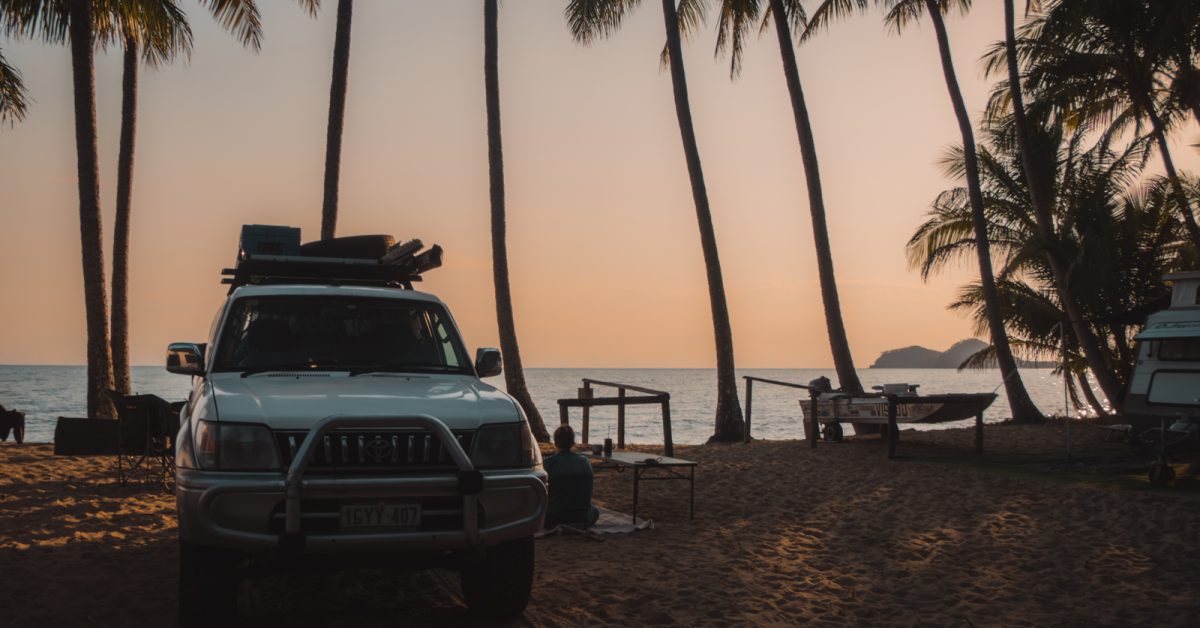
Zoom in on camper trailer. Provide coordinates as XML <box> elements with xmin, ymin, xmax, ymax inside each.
<box><xmin>1124</xmin><ymin>271</ymin><xmax>1200</xmax><ymax>434</ymax></box>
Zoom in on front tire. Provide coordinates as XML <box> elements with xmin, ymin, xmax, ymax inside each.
<box><xmin>460</xmin><ymin>536</ymin><xmax>535</xmax><ymax>619</ymax></box>
<box><xmin>179</xmin><ymin>538</ymin><xmax>242</xmax><ymax>628</ymax></box>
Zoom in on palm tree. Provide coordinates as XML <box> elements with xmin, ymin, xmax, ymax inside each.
<box><xmin>807</xmin><ymin>0</ymin><xmax>1043</xmax><ymax>421</ymax></box>
<box><xmin>484</xmin><ymin>0</ymin><xmax>549</xmax><ymax>442</ymax></box>
<box><xmin>880</xmin><ymin>0</ymin><xmax>1046</xmax><ymax>421</ymax></box>
<box><xmin>110</xmin><ymin>0</ymin><xmax>293</xmax><ymax>394</ymax></box>
<box><xmin>713</xmin><ymin>0</ymin><xmax>864</xmax><ymax>395</ymax></box>
<box><xmin>566</xmin><ymin>0</ymin><xmax>745</xmax><ymax>441</ymax></box>
<box><xmin>0</xmin><ymin>46</ymin><xmax>27</xmax><ymax>124</ymax></box>
<box><xmin>992</xmin><ymin>0</ymin><xmax>1125</xmax><ymax>407</ymax></box>
<box><xmin>1</xmin><ymin>0</ymin><xmax>264</xmax><ymax>415</ymax></box>
<box><xmin>1005</xmin><ymin>0</ymin><xmax>1200</xmax><ymax>250</ymax></box>
<box><xmin>908</xmin><ymin>124</ymin><xmax>1187</xmax><ymax>405</ymax></box>
<box><xmin>3</xmin><ymin>0</ymin><xmax>126</xmax><ymax>417</ymax></box>
<box><xmin>320</xmin><ymin>0</ymin><xmax>351</xmax><ymax>240</ymax></box>
<box><xmin>66</xmin><ymin>0</ymin><xmax>112</xmax><ymax>417</ymax></box>
<box><xmin>109</xmin><ymin>1</ymin><xmax>194</xmax><ymax>396</ymax></box>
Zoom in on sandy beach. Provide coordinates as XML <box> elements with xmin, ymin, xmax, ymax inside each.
<box><xmin>2</xmin><ymin>422</ymin><xmax>1198</xmax><ymax>627</ymax></box>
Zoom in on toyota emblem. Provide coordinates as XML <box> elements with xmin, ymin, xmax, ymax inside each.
<box><xmin>364</xmin><ymin>436</ymin><xmax>393</xmax><ymax>463</ymax></box>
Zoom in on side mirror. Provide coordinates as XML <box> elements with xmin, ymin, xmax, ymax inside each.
<box><xmin>166</xmin><ymin>342</ymin><xmax>206</xmax><ymax>376</ymax></box>
<box><xmin>474</xmin><ymin>348</ymin><xmax>502</xmax><ymax>378</ymax></box>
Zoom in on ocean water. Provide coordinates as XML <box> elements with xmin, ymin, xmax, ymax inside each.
<box><xmin>0</xmin><ymin>365</ymin><xmax>1078</xmax><ymax>445</ymax></box>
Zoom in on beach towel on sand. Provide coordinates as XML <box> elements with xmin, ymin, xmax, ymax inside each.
<box><xmin>536</xmin><ymin>507</ymin><xmax>653</xmax><ymax>539</ymax></box>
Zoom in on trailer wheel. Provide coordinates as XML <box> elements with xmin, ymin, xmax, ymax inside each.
<box><xmin>1149</xmin><ymin>461</ymin><xmax>1175</xmax><ymax>487</ymax></box>
<box><xmin>823</xmin><ymin>422</ymin><xmax>843</xmax><ymax>442</ymax></box>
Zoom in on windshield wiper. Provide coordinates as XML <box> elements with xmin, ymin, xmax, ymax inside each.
<box><xmin>238</xmin><ymin>364</ymin><xmax>324</xmax><ymax>378</ymax></box>
<box><xmin>349</xmin><ymin>364</ymin><xmax>466</xmax><ymax>377</ymax></box>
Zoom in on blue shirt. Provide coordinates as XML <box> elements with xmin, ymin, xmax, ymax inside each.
<box><xmin>543</xmin><ymin>450</ymin><xmax>595</xmax><ymax>527</ymax></box>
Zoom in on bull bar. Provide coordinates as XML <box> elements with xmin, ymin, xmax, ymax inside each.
<box><xmin>191</xmin><ymin>415</ymin><xmax>546</xmax><ymax>551</ymax></box>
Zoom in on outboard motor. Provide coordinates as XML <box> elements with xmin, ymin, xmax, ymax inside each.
<box><xmin>808</xmin><ymin>376</ymin><xmax>833</xmax><ymax>393</ymax></box>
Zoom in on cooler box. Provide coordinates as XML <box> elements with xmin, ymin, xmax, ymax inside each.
<box><xmin>239</xmin><ymin>224</ymin><xmax>301</xmax><ymax>261</ymax></box>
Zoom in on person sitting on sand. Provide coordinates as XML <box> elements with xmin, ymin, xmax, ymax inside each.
<box><xmin>0</xmin><ymin>404</ymin><xmax>26</xmax><ymax>444</ymax></box>
<box><xmin>543</xmin><ymin>425</ymin><xmax>599</xmax><ymax>529</ymax></box>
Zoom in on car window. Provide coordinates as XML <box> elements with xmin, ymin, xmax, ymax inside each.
<box><xmin>1154</xmin><ymin>338</ymin><xmax>1200</xmax><ymax>361</ymax></box>
<box><xmin>213</xmin><ymin>296</ymin><xmax>472</xmax><ymax>374</ymax></box>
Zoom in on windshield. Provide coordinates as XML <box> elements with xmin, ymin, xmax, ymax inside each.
<box><xmin>213</xmin><ymin>296</ymin><xmax>473</xmax><ymax>375</ymax></box>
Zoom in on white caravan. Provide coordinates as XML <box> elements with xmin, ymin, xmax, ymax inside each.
<box><xmin>1125</xmin><ymin>271</ymin><xmax>1200</xmax><ymax>432</ymax></box>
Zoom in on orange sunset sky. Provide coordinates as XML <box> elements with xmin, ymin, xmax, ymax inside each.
<box><xmin>1</xmin><ymin>1</ymin><xmax>1197</xmax><ymax>368</ymax></box>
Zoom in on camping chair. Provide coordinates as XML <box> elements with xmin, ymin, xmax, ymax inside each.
<box><xmin>111</xmin><ymin>392</ymin><xmax>179</xmax><ymax>490</ymax></box>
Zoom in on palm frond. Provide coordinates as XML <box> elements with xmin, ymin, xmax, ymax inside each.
<box><xmin>198</xmin><ymin>0</ymin><xmax>263</xmax><ymax>51</ymax></box>
<box><xmin>677</xmin><ymin>0</ymin><xmax>707</xmax><ymax>40</ymax></box>
<box><xmin>118</xmin><ymin>0</ymin><xmax>193</xmax><ymax>66</ymax></box>
<box><xmin>565</xmin><ymin>0</ymin><xmax>643</xmax><ymax>44</ymax></box>
<box><xmin>0</xmin><ymin>46</ymin><xmax>28</xmax><ymax>125</ymax></box>
<box><xmin>713</xmin><ymin>0</ymin><xmax>761</xmax><ymax>78</ymax></box>
<box><xmin>799</xmin><ymin>0</ymin><xmax>866</xmax><ymax>43</ymax></box>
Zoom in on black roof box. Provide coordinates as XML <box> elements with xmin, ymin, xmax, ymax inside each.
<box><xmin>223</xmin><ymin>226</ymin><xmax>442</xmax><ymax>293</ymax></box>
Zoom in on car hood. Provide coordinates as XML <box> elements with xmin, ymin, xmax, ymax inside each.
<box><xmin>207</xmin><ymin>372</ymin><xmax>521</xmax><ymax>430</ymax></box>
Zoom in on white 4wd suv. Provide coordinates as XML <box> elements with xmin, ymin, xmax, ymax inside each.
<box><xmin>166</xmin><ymin>230</ymin><xmax>547</xmax><ymax>625</ymax></box>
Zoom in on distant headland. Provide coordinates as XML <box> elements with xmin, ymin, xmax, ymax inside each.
<box><xmin>870</xmin><ymin>339</ymin><xmax>1056</xmax><ymax>368</ymax></box>
<box><xmin>870</xmin><ymin>339</ymin><xmax>990</xmax><ymax>369</ymax></box>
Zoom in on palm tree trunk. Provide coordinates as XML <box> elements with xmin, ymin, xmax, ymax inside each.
<box><xmin>1145</xmin><ymin>104</ymin><xmax>1200</xmax><ymax>250</ymax></box>
<box><xmin>661</xmin><ymin>0</ymin><xmax>744</xmax><ymax>441</ymax></box>
<box><xmin>111</xmin><ymin>37</ymin><xmax>138</xmax><ymax>397</ymax></box>
<box><xmin>321</xmin><ymin>0</ymin><xmax>353</xmax><ymax>241</ymax></box>
<box><xmin>485</xmin><ymin>0</ymin><xmax>549</xmax><ymax>442</ymax></box>
<box><xmin>925</xmin><ymin>0</ymin><xmax>1042</xmax><ymax>423</ymax></box>
<box><xmin>68</xmin><ymin>0</ymin><xmax>115</xmax><ymax>418</ymax></box>
<box><xmin>1075</xmin><ymin>370</ymin><xmax>1108</xmax><ymax>418</ymax></box>
<box><xmin>768</xmin><ymin>0</ymin><xmax>862</xmax><ymax>395</ymax></box>
<box><xmin>1003</xmin><ymin>0</ymin><xmax>1122</xmax><ymax>407</ymax></box>
<box><xmin>1108</xmin><ymin>322</ymin><xmax>1131</xmax><ymax>371</ymax></box>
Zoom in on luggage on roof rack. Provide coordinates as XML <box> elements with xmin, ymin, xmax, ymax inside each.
<box><xmin>222</xmin><ymin>225</ymin><xmax>443</xmax><ymax>293</ymax></box>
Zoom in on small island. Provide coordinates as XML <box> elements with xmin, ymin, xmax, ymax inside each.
<box><xmin>869</xmin><ymin>339</ymin><xmax>989</xmax><ymax>368</ymax></box>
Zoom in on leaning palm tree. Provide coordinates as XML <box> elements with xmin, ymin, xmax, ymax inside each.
<box><xmin>320</xmin><ymin>0</ymin><xmax>351</xmax><ymax>240</ymax></box>
<box><xmin>0</xmin><ymin>46</ymin><xmax>27</xmax><ymax>124</ymax></box>
<box><xmin>713</xmin><ymin>0</ymin><xmax>864</xmax><ymax>395</ymax></box>
<box><xmin>484</xmin><ymin>0</ymin><xmax>549</xmax><ymax>442</ymax></box>
<box><xmin>987</xmin><ymin>0</ymin><xmax>1125</xmax><ymax>407</ymax></box>
<box><xmin>566</xmin><ymin>0</ymin><xmax>745</xmax><ymax>441</ymax></box>
<box><xmin>812</xmin><ymin>0</ymin><xmax>1043</xmax><ymax>422</ymax></box>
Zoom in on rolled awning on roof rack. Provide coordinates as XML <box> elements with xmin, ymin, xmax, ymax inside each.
<box><xmin>1135</xmin><ymin>320</ymin><xmax>1200</xmax><ymax>340</ymax></box>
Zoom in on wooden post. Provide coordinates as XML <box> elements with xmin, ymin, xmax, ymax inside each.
<box><xmin>975</xmin><ymin>412</ymin><xmax>983</xmax><ymax>455</ymax></box>
<box><xmin>743</xmin><ymin>378</ymin><xmax>754</xmax><ymax>443</ymax></box>
<box><xmin>617</xmin><ymin>387</ymin><xmax>626</xmax><ymax>449</ymax></box>
<box><xmin>808</xmin><ymin>393</ymin><xmax>819</xmax><ymax>449</ymax></box>
<box><xmin>661</xmin><ymin>397</ymin><xmax>674</xmax><ymax>457</ymax></box>
<box><xmin>887</xmin><ymin>396</ymin><xmax>898</xmax><ymax>459</ymax></box>
<box><xmin>579</xmin><ymin>384</ymin><xmax>593</xmax><ymax>444</ymax></box>
<box><xmin>559</xmin><ymin>401</ymin><xmax>568</xmax><ymax>427</ymax></box>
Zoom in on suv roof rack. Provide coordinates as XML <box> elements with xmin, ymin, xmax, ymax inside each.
<box><xmin>221</xmin><ymin>225</ymin><xmax>443</xmax><ymax>293</ymax></box>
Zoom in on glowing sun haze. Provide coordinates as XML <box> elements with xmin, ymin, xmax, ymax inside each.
<box><xmin>1</xmin><ymin>1</ymin><xmax>1196</xmax><ymax>368</ymax></box>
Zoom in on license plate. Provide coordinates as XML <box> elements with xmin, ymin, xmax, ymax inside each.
<box><xmin>340</xmin><ymin>503</ymin><xmax>421</xmax><ymax>529</ymax></box>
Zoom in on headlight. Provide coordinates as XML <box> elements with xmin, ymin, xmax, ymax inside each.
<box><xmin>472</xmin><ymin>421</ymin><xmax>540</xmax><ymax>469</ymax></box>
<box><xmin>176</xmin><ymin>421</ymin><xmax>197</xmax><ymax>469</ymax></box>
<box><xmin>194</xmin><ymin>420</ymin><xmax>281</xmax><ymax>470</ymax></box>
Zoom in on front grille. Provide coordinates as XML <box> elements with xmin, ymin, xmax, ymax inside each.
<box><xmin>275</xmin><ymin>429</ymin><xmax>474</xmax><ymax>471</ymax></box>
